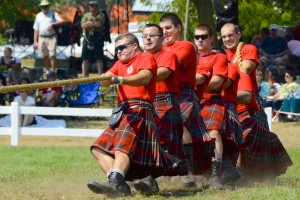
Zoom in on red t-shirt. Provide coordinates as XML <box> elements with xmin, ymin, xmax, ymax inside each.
<box><xmin>109</xmin><ymin>53</ymin><xmax>157</xmax><ymax>102</ymax></box>
<box><xmin>40</xmin><ymin>86</ymin><xmax>62</xmax><ymax>95</ymax></box>
<box><xmin>201</xmin><ymin>52</ymin><xmax>228</xmax><ymax>99</ymax></box>
<box><xmin>163</xmin><ymin>41</ymin><xmax>197</xmax><ymax>86</ymax></box>
<box><xmin>195</xmin><ymin>63</ymin><xmax>212</xmax><ymax>99</ymax></box>
<box><xmin>154</xmin><ymin>49</ymin><xmax>179</xmax><ymax>94</ymax></box>
<box><xmin>222</xmin><ymin>63</ymin><xmax>240</xmax><ymax>104</ymax></box>
<box><xmin>225</xmin><ymin>44</ymin><xmax>260</xmax><ymax>90</ymax></box>
<box><xmin>237</xmin><ymin>72</ymin><xmax>259</xmax><ymax>114</ymax></box>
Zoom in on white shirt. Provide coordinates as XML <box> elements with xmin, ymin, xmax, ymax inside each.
<box><xmin>33</xmin><ymin>11</ymin><xmax>62</xmax><ymax>36</ymax></box>
<box><xmin>13</xmin><ymin>95</ymin><xmax>35</xmax><ymax>106</ymax></box>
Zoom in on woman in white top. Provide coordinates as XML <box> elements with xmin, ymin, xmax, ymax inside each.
<box><xmin>13</xmin><ymin>78</ymin><xmax>37</xmax><ymax>126</ymax></box>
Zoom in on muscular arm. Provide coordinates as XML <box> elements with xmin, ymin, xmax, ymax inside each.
<box><xmin>122</xmin><ymin>69</ymin><xmax>153</xmax><ymax>86</ymax></box>
<box><xmin>241</xmin><ymin>59</ymin><xmax>257</xmax><ymax>75</ymax></box>
<box><xmin>222</xmin><ymin>78</ymin><xmax>233</xmax><ymax>90</ymax></box>
<box><xmin>237</xmin><ymin>90</ymin><xmax>252</xmax><ymax>104</ymax></box>
<box><xmin>206</xmin><ymin>75</ymin><xmax>225</xmax><ymax>91</ymax></box>
<box><xmin>157</xmin><ymin>67</ymin><xmax>172</xmax><ymax>82</ymax></box>
<box><xmin>195</xmin><ymin>73</ymin><xmax>207</xmax><ymax>85</ymax></box>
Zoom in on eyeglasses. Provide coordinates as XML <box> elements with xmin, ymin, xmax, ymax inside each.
<box><xmin>194</xmin><ymin>34</ymin><xmax>209</xmax><ymax>40</ymax></box>
<box><xmin>256</xmin><ymin>74</ymin><xmax>263</xmax><ymax>76</ymax></box>
<box><xmin>142</xmin><ymin>34</ymin><xmax>162</xmax><ymax>39</ymax></box>
<box><xmin>285</xmin><ymin>75</ymin><xmax>290</xmax><ymax>78</ymax></box>
<box><xmin>115</xmin><ymin>43</ymin><xmax>133</xmax><ymax>53</ymax></box>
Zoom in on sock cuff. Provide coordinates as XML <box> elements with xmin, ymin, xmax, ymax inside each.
<box><xmin>112</xmin><ymin>169</ymin><xmax>125</xmax><ymax>177</ymax></box>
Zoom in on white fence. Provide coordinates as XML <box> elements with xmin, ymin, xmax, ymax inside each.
<box><xmin>0</xmin><ymin>102</ymin><xmax>112</xmax><ymax>146</ymax></box>
<box><xmin>0</xmin><ymin>102</ymin><xmax>273</xmax><ymax>147</ymax></box>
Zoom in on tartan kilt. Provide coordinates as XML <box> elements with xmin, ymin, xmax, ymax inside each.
<box><xmin>238</xmin><ymin>109</ymin><xmax>293</xmax><ymax>180</ymax></box>
<box><xmin>223</xmin><ymin>101</ymin><xmax>243</xmax><ymax>162</ymax></box>
<box><xmin>200</xmin><ymin>94</ymin><xmax>226</xmax><ymax>133</ymax></box>
<box><xmin>178</xmin><ymin>83</ymin><xmax>214</xmax><ymax>175</ymax></box>
<box><xmin>91</xmin><ymin>99</ymin><xmax>183</xmax><ymax>180</ymax></box>
<box><xmin>254</xmin><ymin>90</ymin><xmax>270</xmax><ymax>130</ymax></box>
<box><xmin>178</xmin><ymin>82</ymin><xmax>209</xmax><ymax>143</ymax></box>
<box><xmin>153</xmin><ymin>93</ymin><xmax>188</xmax><ymax>175</ymax></box>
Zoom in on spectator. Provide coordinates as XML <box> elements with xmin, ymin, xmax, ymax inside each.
<box><xmin>287</xmin><ymin>34</ymin><xmax>300</xmax><ymax>68</ymax></box>
<box><xmin>281</xmin><ymin>88</ymin><xmax>300</xmax><ymax>121</ymax></box>
<box><xmin>266</xmin><ymin>70</ymin><xmax>299</xmax><ymax>111</ymax></box>
<box><xmin>81</xmin><ymin>0</ymin><xmax>107</xmax><ymax>77</ymax></box>
<box><xmin>251</xmin><ymin>27</ymin><xmax>270</xmax><ymax>48</ymax></box>
<box><xmin>259</xmin><ymin>24</ymin><xmax>289</xmax><ymax>69</ymax></box>
<box><xmin>0</xmin><ymin>47</ymin><xmax>14</xmax><ymax>104</ymax></box>
<box><xmin>268</xmin><ymin>65</ymin><xmax>286</xmax><ymax>95</ymax></box>
<box><xmin>256</xmin><ymin>69</ymin><xmax>270</xmax><ymax>100</ymax></box>
<box><xmin>38</xmin><ymin>71</ymin><xmax>62</xmax><ymax>107</ymax></box>
<box><xmin>33</xmin><ymin>0</ymin><xmax>63</xmax><ymax>73</ymax></box>
<box><xmin>13</xmin><ymin>78</ymin><xmax>37</xmax><ymax>127</ymax></box>
<box><xmin>7</xmin><ymin>58</ymin><xmax>31</xmax><ymax>85</ymax></box>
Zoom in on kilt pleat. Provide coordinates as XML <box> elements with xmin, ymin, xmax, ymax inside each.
<box><xmin>153</xmin><ymin>93</ymin><xmax>188</xmax><ymax>175</ymax></box>
<box><xmin>238</xmin><ymin>109</ymin><xmax>293</xmax><ymax>180</ymax></box>
<box><xmin>254</xmin><ymin>90</ymin><xmax>270</xmax><ymax>130</ymax></box>
<box><xmin>91</xmin><ymin>99</ymin><xmax>184</xmax><ymax>180</ymax></box>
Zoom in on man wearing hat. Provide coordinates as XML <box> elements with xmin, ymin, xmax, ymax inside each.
<box><xmin>259</xmin><ymin>23</ymin><xmax>289</xmax><ymax>69</ymax></box>
<box><xmin>38</xmin><ymin>71</ymin><xmax>62</xmax><ymax>107</ymax></box>
<box><xmin>81</xmin><ymin>0</ymin><xmax>107</xmax><ymax>77</ymax></box>
<box><xmin>7</xmin><ymin>58</ymin><xmax>31</xmax><ymax>85</ymax></box>
<box><xmin>33</xmin><ymin>0</ymin><xmax>63</xmax><ymax>73</ymax></box>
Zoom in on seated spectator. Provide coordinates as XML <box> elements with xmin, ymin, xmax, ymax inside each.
<box><xmin>0</xmin><ymin>47</ymin><xmax>14</xmax><ymax>85</ymax></box>
<box><xmin>251</xmin><ymin>27</ymin><xmax>270</xmax><ymax>48</ymax></box>
<box><xmin>266</xmin><ymin>70</ymin><xmax>299</xmax><ymax>111</ymax></box>
<box><xmin>7</xmin><ymin>58</ymin><xmax>31</xmax><ymax>85</ymax></box>
<box><xmin>286</xmin><ymin>34</ymin><xmax>300</xmax><ymax>68</ymax></box>
<box><xmin>281</xmin><ymin>88</ymin><xmax>300</xmax><ymax>121</ymax></box>
<box><xmin>267</xmin><ymin>65</ymin><xmax>287</xmax><ymax>95</ymax></box>
<box><xmin>38</xmin><ymin>71</ymin><xmax>62</xmax><ymax>107</ymax></box>
<box><xmin>13</xmin><ymin>78</ymin><xmax>37</xmax><ymax>126</ymax></box>
<box><xmin>256</xmin><ymin>69</ymin><xmax>270</xmax><ymax>100</ymax></box>
<box><xmin>259</xmin><ymin>24</ymin><xmax>289</xmax><ymax>70</ymax></box>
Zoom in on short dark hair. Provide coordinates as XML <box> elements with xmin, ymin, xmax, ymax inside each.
<box><xmin>194</xmin><ymin>24</ymin><xmax>214</xmax><ymax>36</ymax></box>
<box><xmin>160</xmin><ymin>13</ymin><xmax>182</xmax><ymax>29</ymax></box>
<box><xmin>115</xmin><ymin>33</ymin><xmax>140</xmax><ymax>49</ymax></box>
<box><xmin>144</xmin><ymin>23</ymin><xmax>163</xmax><ymax>36</ymax></box>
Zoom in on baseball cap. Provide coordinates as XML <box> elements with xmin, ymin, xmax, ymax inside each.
<box><xmin>9</xmin><ymin>58</ymin><xmax>21</xmax><ymax>65</ymax></box>
<box><xmin>88</xmin><ymin>0</ymin><xmax>98</xmax><ymax>5</ymax></box>
<box><xmin>270</xmin><ymin>24</ymin><xmax>278</xmax><ymax>30</ymax></box>
<box><xmin>46</xmin><ymin>71</ymin><xmax>57</xmax><ymax>79</ymax></box>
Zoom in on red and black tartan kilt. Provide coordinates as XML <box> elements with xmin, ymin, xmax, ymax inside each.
<box><xmin>178</xmin><ymin>83</ymin><xmax>214</xmax><ymax>175</ymax></box>
<box><xmin>238</xmin><ymin>109</ymin><xmax>293</xmax><ymax>180</ymax></box>
<box><xmin>223</xmin><ymin>101</ymin><xmax>243</xmax><ymax>162</ymax></box>
<box><xmin>200</xmin><ymin>94</ymin><xmax>226</xmax><ymax>133</ymax></box>
<box><xmin>254</xmin><ymin>90</ymin><xmax>270</xmax><ymax>130</ymax></box>
<box><xmin>91</xmin><ymin>99</ymin><xmax>184</xmax><ymax>180</ymax></box>
<box><xmin>178</xmin><ymin>82</ymin><xmax>209</xmax><ymax>143</ymax></box>
<box><xmin>153</xmin><ymin>93</ymin><xmax>188</xmax><ymax>175</ymax></box>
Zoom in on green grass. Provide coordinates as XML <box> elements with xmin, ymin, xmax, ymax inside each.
<box><xmin>0</xmin><ymin>146</ymin><xmax>299</xmax><ymax>199</ymax></box>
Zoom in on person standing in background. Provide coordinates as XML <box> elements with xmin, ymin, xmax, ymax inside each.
<box><xmin>81</xmin><ymin>0</ymin><xmax>106</xmax><ymax>77</ymax></box>
<box><xmin>33</xmin><ymin>0</ymin><xmax>63</xmax><ymax>73</ymax></box>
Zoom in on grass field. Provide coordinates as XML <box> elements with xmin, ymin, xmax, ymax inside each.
<box><xmin>0</xmin><ymin>122</ymin><xmax>300</xmax><ymax>200</ymax></box>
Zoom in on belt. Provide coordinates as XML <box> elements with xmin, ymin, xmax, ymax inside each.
<box><xmin>39</xmin><ymin>34</ymin><xmax>56</xmax><ymax>38</ymax></box>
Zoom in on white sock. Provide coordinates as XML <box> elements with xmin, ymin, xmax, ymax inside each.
<box><xmin>111</xmin><ymin>169</ymin><xmax>124</xmax><ymax>178</ymax></box>
<box><xmin>107</xmin><ymin>169</ymin><xmax>113</xmax><ymax>178</ymax></box>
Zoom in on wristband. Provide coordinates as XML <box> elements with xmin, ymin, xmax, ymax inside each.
<box><xmin>116</xmin><ymin>76</ymin><xmax>124</xmax><ymax>85</ymax></box>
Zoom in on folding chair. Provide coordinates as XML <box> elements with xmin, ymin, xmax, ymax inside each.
<box><xmin>65</xmin><ymin>82</ymin><xmax>103</xmax><ymax>108</ymax></box>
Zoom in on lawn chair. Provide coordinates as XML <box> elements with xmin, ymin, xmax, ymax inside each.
<box><xmin>64</xmin><ymin>82</ymin><xmax>103</xmax><ymax>108</ymax></box>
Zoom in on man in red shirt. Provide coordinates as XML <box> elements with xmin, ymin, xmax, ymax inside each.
<box><xmin>221</xmin><ymin>23</ymin><xmax>292</xmax><ymax>181</ymax></box>
<box><xmin>87</xmin><ymin>33</ymin><xmax>180</xmax><ymax>196</ymax></box>
<box><xmin>133</xmin><ymin>23</ymin><xmax>188</xmax><ymax>193</ymax></box>
<box><xmin>194</xmin><ymin>24</ymin><xmax>239</xmax><ymax>189</ymax></box>
<box><xmin>160</xmin><ymin>13</ymin><xmax>209</xmax><ymax>187</ymax></box>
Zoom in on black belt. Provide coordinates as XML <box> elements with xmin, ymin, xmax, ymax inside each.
<box><xmin>39</xmin><ymin>34</ymin><xmax>56</xmax><ymax>38</ymax></box>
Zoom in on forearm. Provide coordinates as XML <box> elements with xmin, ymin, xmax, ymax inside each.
<box><xmin>237</xmin><ymin>91</ymin><xmax>252</xmax><ymax>104</ymax></box>
<box><xmin>34</xmin><ymin>30</ymin><xmax>39</xmax><ymax>43</ymax></box>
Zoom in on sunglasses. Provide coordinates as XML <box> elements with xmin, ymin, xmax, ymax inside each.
<box><xmin>194</xmin><ymin>34</ymin><xmax>209</xmax><ymax>40</ymax></box>
<box><xmin>115</xmin><ymin>43</ymin><xmax>133</xmax><ymax>53</ymax></box>
<box><xmin>256</xmin><ymin>74</ymin><xmax>263</xmax><ymax>76</ymax></box>
<box><xmin>142</xmin><ymin>34</ymin><xmax>162</xmax><ymax>39</ymax></box>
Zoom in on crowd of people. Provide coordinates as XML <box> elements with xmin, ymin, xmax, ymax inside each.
<box><xmin>85</xmin><ymin>13</ymin><xmax>293</xmax><ymax>197</ymax></box>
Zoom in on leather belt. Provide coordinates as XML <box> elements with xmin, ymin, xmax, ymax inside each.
<box><xmin>39</xmin><ymin>34</ymin><xmax>56</xmax><ymax>38</ymax></box>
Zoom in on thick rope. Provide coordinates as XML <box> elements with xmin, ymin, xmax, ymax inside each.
<box><xmin>0</xmin><ymin>75</ymin><xmax>111</xmax><ymax>93</ymax></box>
<box><xmin>236</xmin><ymin>42</ymin><xmax>244</xmax><ymax>70</ymax></box>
